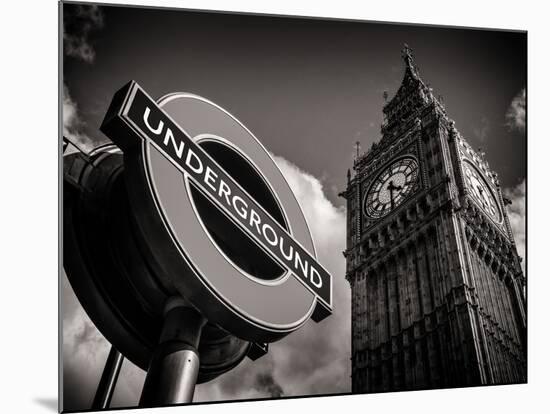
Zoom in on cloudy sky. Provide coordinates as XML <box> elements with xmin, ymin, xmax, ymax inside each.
<box><xmin>62</xmin><ymin>2</ymin><xmax>526</xmax><ymax>411</ymax></box>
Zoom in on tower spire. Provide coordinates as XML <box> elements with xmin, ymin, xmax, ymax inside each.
<box><xmin>400</xmin><ymin>43</ymin><xmax>420</xmax><ymax>79</ymax></box>
<box><xmin>401</xmin><ymin>43</ymin><xmax>414</xmax><ymax>68</ymax></box>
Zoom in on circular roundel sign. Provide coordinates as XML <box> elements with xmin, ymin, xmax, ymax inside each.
<box><xmin>100</xmin><ymin>81</ymin><xmax>332</xmax><ymax>343</ymax></box>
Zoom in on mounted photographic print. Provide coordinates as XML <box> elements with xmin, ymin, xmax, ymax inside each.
<box><xmin>61</xmin><ymin>1</ymin><xmax>527</xmax><ymax>412</ymax></box>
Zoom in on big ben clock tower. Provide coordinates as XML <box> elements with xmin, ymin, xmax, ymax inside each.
<box><xmin>341</xmin><ymin>45</ymin><xmax>526</xmax><ymax>393</ymax></box>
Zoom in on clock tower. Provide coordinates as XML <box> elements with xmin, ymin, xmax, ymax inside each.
<box><xmin>341</xmin><ymin>45</ymin><xmax>526</xmax><ymax>393</ymax></box>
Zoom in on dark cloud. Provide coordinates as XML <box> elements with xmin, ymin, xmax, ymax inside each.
<box><xmin>253</xmin><ymin>373</ymin><xmax>284</xmax><ymax>398</ymax></box>
<box><xmin>63</xmin><ymin>4</ymin><xmax>104</xmax><ymax>63</ymax></box>
<box><xmin>62</xmin><ymin>4</ymin><xmax>107</xmax><ymax>151</ymax></box>
<box><xmin>505</xmin><ymin>88</ymin><xmax>526</xmax><ymax>133</ymax></box>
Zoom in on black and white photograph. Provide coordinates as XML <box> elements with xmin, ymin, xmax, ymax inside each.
<box><xmin>59</xmin><ymin>1</ymin><xmax>528</xmax><ymax>412</ymax></box>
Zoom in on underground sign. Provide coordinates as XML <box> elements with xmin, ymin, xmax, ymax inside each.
<box><xmin>101</xmin><ymin>81</ymin><xmax>333</xmax><ymax>343</ymax></box>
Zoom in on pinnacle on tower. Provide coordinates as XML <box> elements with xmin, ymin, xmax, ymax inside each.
<box><xmin>401</xmin><ymin>43</ymin><xmax>414</xmax><ymax>66</ymax></box>
<box><xmin>401</xmin><ymin>43</ymin><xmax>419</xmax><ymax>78</ymax></box>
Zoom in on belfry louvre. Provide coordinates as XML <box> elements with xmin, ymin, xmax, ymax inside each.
<box><xmin>341</xmin><ymin>46</ymin><xmax>526</xmax><ymax>393</ymax></box>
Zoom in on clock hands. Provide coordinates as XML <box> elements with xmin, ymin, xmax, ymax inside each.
<box><xmin>364</xmin><ymin>158</ymin><xmax>419</xmax><ymax>219</ymax></box>
<box><xmin>387</xmin><ymin>180</ymin><xmax>403</xmax><ymax>210</ymax></box>
<box><xmin>476</xmin><ymin>184</ymin><xmax>490</xmax><ymax>207</ymax></box>
<box><xmin>476</xmin><ymin>185</ymin><xmax>485</xmax><ymax>200</ymax></box>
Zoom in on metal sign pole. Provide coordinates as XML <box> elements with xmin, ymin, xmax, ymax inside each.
<box><xmin>139</xmin><ymin>298</ymin><xmax>206</xmax><ymax>407</ymax></box>
<box><xmin>92</xmin><ymin>346</ymin><xmax>124</xmax><ymax>410</ymax></box>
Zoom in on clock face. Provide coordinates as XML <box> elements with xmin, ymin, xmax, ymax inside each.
<box><xmin>364</xmin><ymin>157</ymin><xmax>419</xmax><ymax>219</ymax></box>
<box><xmin>463</xmin><ymin>161</ymin><xmax>502</xmax><ymax>223</ymax></box>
